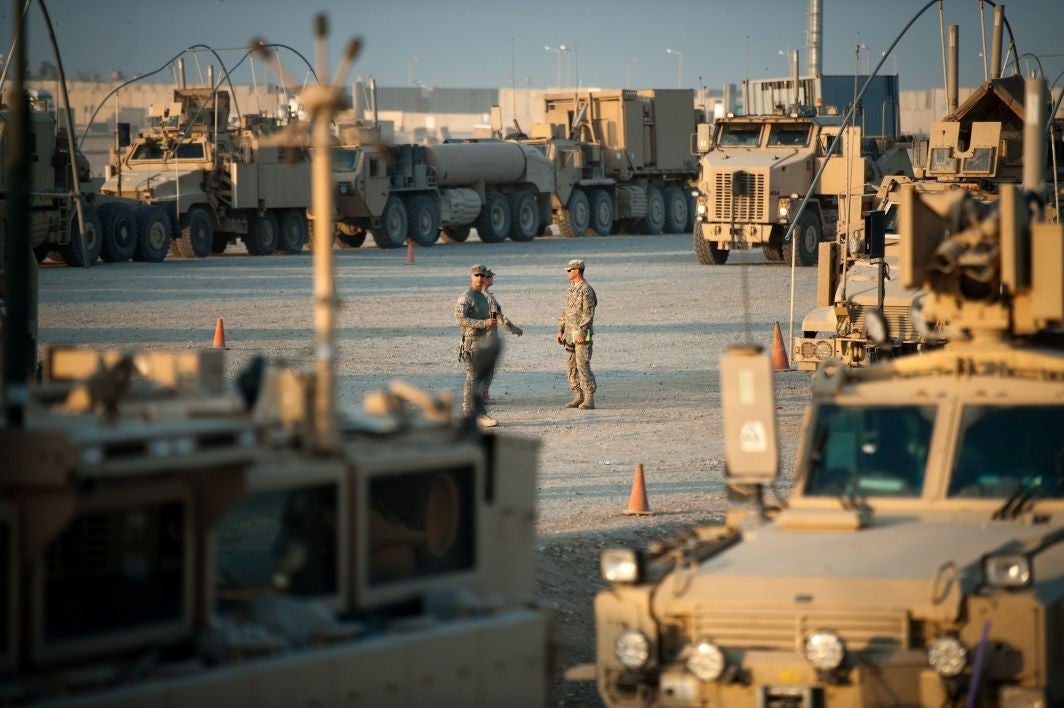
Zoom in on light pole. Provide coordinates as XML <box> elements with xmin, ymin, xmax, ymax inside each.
<box><xmin>407</xmin><ymin>55</ymin><xmax>419</xmax><ymax>86</ymax></box>
<box><xmin>857</xmin><ymin>44</ymin><xmax>870</xmax><ymax>75</ymax></box>
<box><xmin>881</xmin><ymin>50</ymin><xmax>897</xmax><ymax>75</ymax></box>
<box><xmin>666</xmin><ymin>47</ymin><xmax>682</xmax><ymax>89</ymax></box>
<box><xmin>777</xmin><ymin>48</ymin><xmax>791</xmax><ymax>75</ymax></box>
<box><xmin>545</xmin><ymin>45</ymin><xmax>565</xmax><ymax>87</ymax></box>
<box><xmin>560</xmin><ymin>44</ymin><xmax>571</xmax><ymax>87</ymax></box>
<box><xmin>627</xmin><ymin>58</ymin><xmax>638</xmax><ymax>89</ymax></box>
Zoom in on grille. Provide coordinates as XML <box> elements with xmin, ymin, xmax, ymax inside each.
<box><xmin>852</xmin><ymin>304</ymin><xmax>916</xmax><ymax>341</ymax></box>
<box><xmin>711</xmin><ymin>171</ymin><xmax>766</xmax><ymax>222</ymax></box>
<box><xmin>688</xmin><ymin>607</ymin><xmax>909</xmax><ymax>655</ymax></box>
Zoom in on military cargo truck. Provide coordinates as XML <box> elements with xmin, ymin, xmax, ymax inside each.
<box><xmin>516</xmin><ymin>89</ymin><xmax>699</xmax><ymax>237</ymax></box>
<box><xmin>0</xmin><ymin>90</ymin><xmax>133</xmax><ymax>267</ymax></box>
<box><xmin>100</xmin><ymin>87</ymin><xmax>313</xmax><ymax>259</ymax></box>
<box><xmin>330</xmin><ymin>124</ymin><xmax>556</xmax><ymax>248</ymax></box>
<box><xmin>572</xmin><ymin>79</ymin><xmax>1064</xmax><ymax>706</ymax></box>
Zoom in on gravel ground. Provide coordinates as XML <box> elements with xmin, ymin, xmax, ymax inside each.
<box><xmin>37</xmin><ymin>231</ymin><xmax>819</xmax><ymax>706</ymax></box>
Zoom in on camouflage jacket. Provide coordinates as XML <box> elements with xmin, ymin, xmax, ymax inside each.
<box><xmin>483</xmin><ymin>291</ymin><xmax>520</xmax><ymax>336</ymax></box>
<box><xmin>454</xmin><ymin>288</ymin><xmax>492</xmax><ymax>341</ymax></box>
<box><xmin>560</xmin><ymin>280</ymin><xmax>596</xmax><ymax>340</ymax></box>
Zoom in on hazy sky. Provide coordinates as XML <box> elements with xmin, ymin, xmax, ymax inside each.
<box><xmin>5</xmin><ymin>0</ymin><xmax>1063</xmax><ymax>94</ymax></box>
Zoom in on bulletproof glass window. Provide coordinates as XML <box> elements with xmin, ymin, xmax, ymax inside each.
<box><xmin>804</xmin><ymin>404</ymin><xmax>935</xmax><ymax>497</ymax></box>
<box><xmin>960</xmin><ymin>147</ymin><xmax>995</xmax><ymax>174</ymax></box>
<box><xmin>928</xmin><ymin>147</ymin><xmax>957</xmax><ymax>173</ymax></box>
<box><xmin>767</xmin><ymin>124</ymin><xmax>811</xmax><ymax>147</ymax></box>
<box><xmin>948</xmin><ymin>405</ymin><xmax>1064</xmax><ymax>499</ymax></box>
<box><xmin>173</xmin><ymin>142</ymin><xmax>205</xmax><ymax>160</ymax></box>
<box><xmin>214</xmin><ymin>483</ymin><xmax>339</xmax><ymax>610</ymax></box>
<box><xmin>42</xmin><ymin>502</ymin><xmax>185</xmax><ymax>642</ymax></box>
<box><xmin>368</xmin><ymin>465</ymin><xmax>475</xmax><ymax>587</ymax></box>
<box><xmin>128</xmin><ymin>141</ymin><xmax>166</xmax><ymax>161</ymax></box>
<box><xmin>717</xmin><ymin>123</ymin><xmax>763</xmax><ymax>148</ymax></box>
<box><xmin>332</xmin><ymin>148</ymin><xmax>360</xmax><ymax>172</ymax></box>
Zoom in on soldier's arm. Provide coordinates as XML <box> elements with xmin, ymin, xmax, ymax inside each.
<box><xmin>577</xmin><ymin>287</ymin><xmax>596</xmax><ymax>332</ymax></box>
<box><xmin>454</xmin><ymin>294</ymin><xmax>487</xmax><ymax>329</ymax></box>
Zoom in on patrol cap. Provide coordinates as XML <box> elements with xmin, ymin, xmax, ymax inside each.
<box><xmin>470</xmin><ymin>264</ymin><xmax>495</xmax><ymax>277</ymax></box>
<box><xmin>565</xmin><ymin>259</ymin><xmax>585</xmax><ymax>271</ymax></box>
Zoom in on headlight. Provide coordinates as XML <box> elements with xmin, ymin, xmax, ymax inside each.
<box><xmin>338</xmin><ymin>182</ymin><xmax>350</xmax><ymax>195</ymax></box>
<box><xmin>601</xmin><ymin>548</ymin><xmax>642</xmax><ymax>583</ymax></box>
<box><xmin>777</xmin><ymin>200</ymin><xmax>791</xmax><ymax>219</ymax></box>
<box><xmin>615</xmin><ymin>629</ymin><xmax>651</xmax><ymax>669</ymax></box>
<box><xmin>927</xmin><ymin>636</ymin><xmax>968</xmax><ymax>677</ymax></box>
<box><xmin>864</xmin><ymin>308</ymin><xmax>890</xmax><ymax>346</ymax></box>
<box><xmin>804</xmin><ymin>630</ymin><xmax>845</xmax><ymax>671</ymax></box>
<box><xmin>685</xmin><ymin>639</ymin><xmax>725</xmax><ymax>682</ymax></box>
<box><xmin>814</xmin><ymin>341</ymin><xmax>833</xmax><ymax>360</ymax></box>
<box><xmin>696</xmin><ymin>203</ymin><xmax>707</xmax><ymax>215</ymax></box>
<box><xmin>80</xmin><ymin>445</ymin><xmax>104</xmax><ymax>466</ymax></box>
<box><xmin>171</xmin><ymin>436</ymin><xmax>196</xmax><ymax>455</ymax></box>
<box><xmin>982</xmin><ymin>554</ymin><xmax>1032</xmax><ymax>588</ymax></box>
<box><xmin>800</xmin><ymin>341</ymin><xmax>816</xmax><ymax>359</ymax></box>
<box><xmin>149</xmin><ymin>439</ymin><xmax>173</xmax><ymax>458</ymax></box>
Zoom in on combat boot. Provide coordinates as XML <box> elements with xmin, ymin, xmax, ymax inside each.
<box><xmin>578</xmin><ymin>391</ymin><xmax>595</xmax><ymax>410</ymax></box>
<box><xmin>476</xmin><ymin>414</ymin><xmax>498</xmax><ymax>428</ymax></box>
<box><xmin>564</xmin><ymin>389</ymin><xmax>583</xmax><ymax>409</ymax></box>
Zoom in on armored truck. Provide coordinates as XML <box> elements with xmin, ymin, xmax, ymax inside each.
<box><xmin>517</xmin><ymin>89</ymin><xmax>699</xmax><ymax>237</ymax></box>
<box><xmin>573</xmin><ymin>82</ymin><xmax>1064</xmax><ymax>704</ymax></box>
<box><xmin>0</xmin><ymin>90</ymin><xmax>134</xmax><ymax>267</ymax></box>
<box><xmin>330</xmin><ymin>124</ymin><xmax>556</xmax><ymax>248</ymax></box>
<box><xmin>100</xmin><ymin>87</ymin><xmax>313</xmax><ymax>259</ymax></box>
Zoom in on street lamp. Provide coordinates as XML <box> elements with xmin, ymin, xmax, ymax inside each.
<box><xmin>777</xmin><ymin>48</ymin><xmax>791</xmax><ymax>75</ymax></box>
<box><xmin>881</xmin><ymin>50</ymin><xmax>897</xmax><ymax>75</ymax></box>
<box><xmin>666</xmin><ymin>47</ymin><xmax>682</xmax><ymax>89</ymax></box>
<box><xmin>857</xmin><ymin>44</ymin><xmax>870</xmax><ymax>75</ymax></box>
<box><xmin>407</xmin><ymin>56</ymin><xmax>420</xmax><ymax>86</ymax></box>
<box><xmin>545</xmin><ymin>45</ymin><xmax>570</xmax><ymax>87</ymax></box>
<box><xmin>627</xmin><ymin>58</ymin><xmax>638</xmax><ymax>89</ymax></box>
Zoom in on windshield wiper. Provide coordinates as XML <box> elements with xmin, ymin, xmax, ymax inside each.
<box><xmin>992</xmin><ymin>478</ymin><xmax>1044</xmax><ymax>521</ymax></box>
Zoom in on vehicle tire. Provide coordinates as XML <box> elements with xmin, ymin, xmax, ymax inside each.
<box><xmin>589</xmin><ymin>190</ymin><xmax>614</xmax><ymax>236</ymax></box>
<box><xmin>59</xmin><ymin>205</ymin><xmax>103</xmax><ymax>267</ymax></box>
<box><xmin>371</xmin><ymin>195</ymin><xmax>407</xmax><ymax>249</ymax></box>
<box><xmin>441</xmin><ymin>225</ymin><xmax>472</xmax><ymax>243</ymax></box>
<box><xmin>244</xmin><ymin>211</ymin><xmax>280</xmax><ymax>255</ymax></box>
<box><xmin>278</xmin><ymin>209</ymin><xmax>309</xmax><ymax>253</ymax></box>
<box><xmin>507</xmin><ymin>192</ymin><xmax>539</xmax><ymax>242</ymax></box>
<box><xmin>641</xmin><ymin>187</ymin><xmax>665</xmax><ymax>235</ymax></box>
<box><xmin>663</xmin><ymin>187</ymin><xmax>688</xmax><ymax>234</ymax></box>
<box><xmin>783</xmin><ymin>211</ymin><xmax>821</xmax><ymax>267</ymax></box>
<box><xmin>761</xmin><ymin>225</ymin><xmax>785</xmax><ymax>262</ymax></box>
<box><xmin>336</xmin><ymin>227</ymin><xmax>367</xmax><ymax>248</ymax></box>
<box><xmin>211</xmin><ymin>234</ymin><xmax>230</xmax><ymax>254</ymax></box>
<box><xmin>693</xmin><ymin>230</ymin><xmax>729</xmax><ymax>265</ymax></box>
<box><xmin>98</xmin><ymin>202</ymin><xmax>137</xmax><ymax>263</ymax></box>
<box><xmin>175</xmin><ymin>207</ymin><xmax>213</xmax><ymax>258</ymax></box>
<box><xmin>406</xmin><ymin>195</ymin><xmax>440</xmax><ymax>246</ymax></box>
<box><xmin>556</xmin><ymin>188</ymin><xmax>590</xmax><ymax>238</ymax></box>
<box><xmin>475</xmin><ymin>191</ymin><xmax>510</xmax><ymax>243</ymax></box>
<box><xmin>132</xmin><ymin>205</ymin><xmax>171</xmax><ymax>262</ymax></box>
<box><xmin>33</xmin><ymin>243</ymin><xmax>50</xmax><ymax>263</ymax></box>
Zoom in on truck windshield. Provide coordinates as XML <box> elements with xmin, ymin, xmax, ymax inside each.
<box><xmin>128</xmin><ymin>141</ymin><xmax>205</xmax><ymax>161</ymax></box>
<box><xmin>332</xmin><ymin>148</ymin><xmax>360</xmax><ymax>172</ymax></box>
<box><xmin>804</xmin><ymin>404</ymin><xmax>935</xmax><ymax>497</ymax></box>
<box><xmin>948</xmin><ymin>405</ymin><xmax>1064</xmax><ymax>499</ymax></box>
<box><xmin>767</xmin><ymin>124</ymin><xmax>811</xmax><ymax>147</ymax></box>
<box><xmin>717</xmin><ymin>124</ymin><xmax>762</xmax><ymax>148</ymax></box>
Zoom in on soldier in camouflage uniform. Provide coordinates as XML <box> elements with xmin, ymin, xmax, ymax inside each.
<box><xmin>455</xmin><ymin>264</ymin><xmax>499</xmax><ymax>427</ymax></box>
<box><xmin>478</xmin><ymin>271</ymin><xmax>523</xmax><ymax>403</ymax></box>
<box><xmin>556</xmin><ymin>259</ymin><xmax>597</xmax><ymax>410</ymax></box>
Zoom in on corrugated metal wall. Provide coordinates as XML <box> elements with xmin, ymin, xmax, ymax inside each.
<box><xmin>744</xmin><ymin>74</ymin><xmax>901</xmax><ymax>139</ymax></box>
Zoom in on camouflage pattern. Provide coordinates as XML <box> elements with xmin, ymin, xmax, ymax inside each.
<box><xmin>455</xmin><ymin>287</ymin><xmax>493</xmax><ymax>415</ymax></box>
<box><xmin>561</xmin><ymin>280</ymin><xmax>597</xmax><ymax>394</ymax></box>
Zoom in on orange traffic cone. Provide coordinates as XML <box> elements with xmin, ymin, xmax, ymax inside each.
<box><xmin>406</xmin><ymin>240</ymin><xmax>415</xmax><ymax>265</ymax></box>
<box><xmin>771</xmin><ymin>321</ymin><xmax>789</xmax><ymax>371</ymax></box>
<box><xmin>212</xmin><ymin>317</ymin><xmax>228</xmax><ymax>349</ymax></box>
<box><xmin>624</xmin><ymin>463</ymin><xmax>653</xmax><ymax>516</ymax></box>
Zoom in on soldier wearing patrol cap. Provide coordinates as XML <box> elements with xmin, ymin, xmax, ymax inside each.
<box><xmin>556</xmin><ymin>259</ymin><xmax>597</xmax><ymax>410</ymax></box>
<box><xmin>455</xmin><ymin>264</ymin><xmax>499</xmax><ymax>427</ymax></box>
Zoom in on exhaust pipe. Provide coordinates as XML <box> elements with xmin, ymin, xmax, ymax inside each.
<box><xmin>947</xmin><ymin>25</ymin><xmax>959</xmax><ymax>114</ymax></box>
<box><xmin>370</xmin><ymin>77</ymin><xmax>379</xmax><ymax>126</ymax></box>
<box><xmin>1023</xmin><ymin>78</ymin><xmax>1046</xmax><ymax>195</ymax></box>
<box><xmin>792</xmin><ymin>49</ymin><xmax>800</xmax><ymax>106</ymax></box>
<box><xmin>177</xmin><ymin>57</ymin><xmax>186</xmax><ymax>89</ymax></box>
<box><xmin>990</xmin><ymin>5</ymin><xmax>1004</xmax><ymax>80</ymax></box>
<box><xmin>807</xmin><ymin>0</ymin><xmax>822</xmax><ymax>77</ymax></box>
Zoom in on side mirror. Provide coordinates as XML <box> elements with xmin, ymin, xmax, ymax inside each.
<box><xmin>695</xmin><ymin>122</ymin><xmax>714</xmax><ymax>154</ymax></box>
<box><xmin>720</xmin><ymin>345</ymin><xmax>778</xmax><ymax>489</ymax></box>
<box><xmin>864</xmin><ymin>209</ymin><xmax>885</xmax><ymax>260</ymax></box>
<box><xmin>116</xmin><ymin>122</ymin><xmax>131</xmax><ymax>149</ymax></box>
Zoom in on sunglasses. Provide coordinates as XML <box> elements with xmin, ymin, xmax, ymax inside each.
<box><xmin>474</xmin><ymin>273</ymin><xmax>487</xmax><ymax>278</ymax></box>
<box><xmin>566</xmin><ymin>268</ymin><xmax>578</xmax><ymax>272</ymax></box>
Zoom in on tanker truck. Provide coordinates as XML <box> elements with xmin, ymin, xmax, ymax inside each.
<box><xmin>512</xmin><ymin>89</ymin><xmax>699</xmax><ymax>237</ymax></box>
<box><xmin>329</xmin><ymin>124</ymin><xmax>555</xmax><ymax>248</ymax></box>
<box><xmin>99</xmin><ymin>86</ymin><xmax>313</xmax><ymax>259</ymax></box>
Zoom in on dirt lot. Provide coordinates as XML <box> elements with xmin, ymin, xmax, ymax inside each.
<box><xmin>38</xmin><ymin>233</ymin><xmax>818</xmax><ymax>706</ymax></box>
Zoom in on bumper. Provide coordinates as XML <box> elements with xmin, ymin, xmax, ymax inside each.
<box><xmin>697</xmin><ymin>221</ymin><xmax>774</xmax><ymax>247</ymax></box>
<box><xmin>792</xmin><ymin>336</ymin><xmax>868</xmax><ymax>373</ymax></box>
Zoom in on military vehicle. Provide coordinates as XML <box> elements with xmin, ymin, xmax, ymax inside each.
<box><xmin>513</xmin><ymin>89</ymin><xmax>699</xmax><ymax>237</ymax></box>
<box><xmin>99</xmin><ymin>81</ymin><xmax>313</xmax><ymax>259</ymax></box>
<box><xmin>0</xmin><ymin>89</ymin><xmax>126</xmax><ymax>267</ymax></box>
<box><xmin>571</xmin><ymin>77</ymin><xmax>1064</xmax><ymax>706</ymax></box>
<box><xmin>691</xmin><ymin>51</ymin><xmax>911</xmax><ymax>266</ymax></box>
<box><xmin>2</xmin><ymin>17</ymin><xmax>550</xmax><ymax>706</ymax></box>
<box><xmin>330</xmin><ymin>122</ymin><xmax>556</xmax><ymax>248</ymax></box>
<box><xmin>791</xmin><ymin>17</ymin><xmax>1060</xmax><ymax>372</ymax></box>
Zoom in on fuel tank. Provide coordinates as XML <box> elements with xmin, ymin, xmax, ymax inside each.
<box><xmin>425</xmin><ymin>141</ymin><xmax>538</xmax><ymax>187</ymax></box>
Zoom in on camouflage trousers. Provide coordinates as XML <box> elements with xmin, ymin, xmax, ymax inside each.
<box><xmin>462</xmin><ymin>346</ymin><xmax>494</xmax><ymax>416</ymax></box>
<box><xmin>566</xmin><ymin>342</ymin><xmax>596</xmax><ymax>393</ymax></box>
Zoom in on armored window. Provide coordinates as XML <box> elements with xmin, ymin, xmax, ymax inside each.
<box><xmin>948</xmin><ymin>405</ymin><xmax>1064</xmax><ymax>499</ymax></box>
<box><xmin>332</xmin><ymin>148</ymin><xmax>360</xmax><ymax>172</ymax></box>
<box><xmin>928</xmin><ymin>147</ymin><xmax>957</xmax><ymax>173</ymax></box>
<box><xmin>804</xmin><ymin>404</ymin><xmax>935</xmax><ymax>497</ymax></box>
<box><xmin>717</xmin><ymin>124</ymin><xmax>762</xmax><ymax>147</ymax></box>
<box><xmin>960</xmin><ymin>147</ymin><xmax>995</xmax><ymax>174</ymax></box>
<box><xmin>369</xmin><ymin>158</ymin><xmax>380</xmax><ymax>178</ymax></box>
<box><xmin>128</xmin><ymin>142</ymin><xmax>166</xmax><ymax>161</ymax></box>
<box><xmin>174</xmin><ymin>142</ymin><xmax>205</xmax><ymax>160</ymax></box>
<box><xmin>767</xmin><ymin>124</ymin><xmax>810</xmax><ymax>147</ymax></box>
